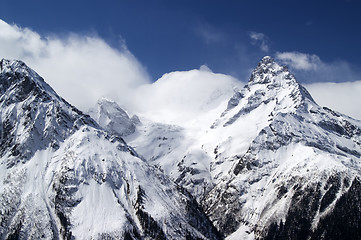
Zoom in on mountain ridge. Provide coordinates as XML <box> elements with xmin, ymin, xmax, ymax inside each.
<box><xmin>0</xmin><ymin>59</ymin><xmax>222</xmax><ymax>239</ymax></box>
<box><xmin>0</xmin><ymin>59</ymin><xmax>99</xmax><ymax>167</ymax></box>
<box><xmin>1</xmin><ymin>56</ymin><xmax>361</xmax><ymax>239</ymax></box>
<box><xmin>119</xmin><ymin>56</ymin><xmax>361</xmax><ymax>239</ymax></box>
<box><xmin>202</xmin><ymin>57</ymin><xmax>361</xmax><ymax>239</ymax></box>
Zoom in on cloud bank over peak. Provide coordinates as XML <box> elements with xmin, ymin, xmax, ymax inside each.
<box><xmin>133</xmin><ymin>69</ymin><xmax>242</xmax><ymax>125</ymax></box>
<box><xmin>0</xmin><ymin>19</ymin><xmax>151</xmax><ymax>111</ymax></box>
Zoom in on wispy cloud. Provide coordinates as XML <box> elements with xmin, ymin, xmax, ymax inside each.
<box><xmin>249</xmin><ymin>31</ymin><xmax>269</xmax><ymax>52</ymax></box>
<box><xmin>276</xmin><ymin>51</ymin><xmax>320</xmax><ymax>70</ymax></box>
<box><xmin>0</xmin><ymin>19</ymin><xmax>151</xmax><ymax>111</ymax></box>
<box><xmin>196</xmin><ymin>23</ymin><xmax>226</xmax><ymax>45</ymax></box>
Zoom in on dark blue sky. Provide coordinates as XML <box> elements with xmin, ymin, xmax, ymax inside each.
<box><xmin>1</xmin><ymin>0</ymin><xmax>361</xmax><ymax>82</ymax></box>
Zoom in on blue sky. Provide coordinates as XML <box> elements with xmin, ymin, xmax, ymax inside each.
<box><xmin>1</xmin><ymin>0</ymin><xmax>360</xmax><ymax>82</ymax></box>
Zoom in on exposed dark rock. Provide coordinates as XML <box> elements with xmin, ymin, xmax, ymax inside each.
<box><xmin>262</xmin><ymin>177</ymin><xmax>361</xmax><ymax>240</ymax></box>
<box><xmin>263</xmin><ymin>183</ymin><xmax>322</xmax><ymax>240</ymax></box>
<box><xmin>312</xmin><ymin>177</ymin><xmax>361</xmax><ymax>240</ymax></box>
<box><xmin>320</xmin><ymin>174</ymin><xmax>341</xmax><ymax>212</ymax></box>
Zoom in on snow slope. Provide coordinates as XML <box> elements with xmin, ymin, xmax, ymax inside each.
<box><xmin>114</xmin><ymin>68</ymin><xmax>241</xmax><ymax>200</ymax></box>
<box><xmin>205</xmin><ymin>57</ymin><xmax>361</xmax><ymax>239</ymax></box>
<box><xmin>0</xmin><ymin>59</ymin><xmax>221</xmax><ymax>240</ymax></box>
<box><xmin>3</xmin><ymin>56</ymin><xmax>361</xmax><ymax>240</ymax></box>
<box><xmin>110</xmin><ymin>56</ymin><xmax>361</xmax><ymax>239</ymax></box>
<box><xmin>85</xmin><ymin>68</ymin><xmax>242</xmax><ymax>200</ymax></box>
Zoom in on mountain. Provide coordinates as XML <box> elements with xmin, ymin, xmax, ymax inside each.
<box><xmin>203</xmin><ymin>56</ymin><xmax>361</xmax><ymax>239</ymax></box>
<box><xmin>111</xmin><ymin>56</ymin><xmax>361</xmax><ymax>239</ymax></box>
<box><xmin>0</xmin><ymin>59</ymin><xmax>221</xmax><ymax>239</ymax></box>
<box><xmin>88</xmin><ymin>97</ymin><xmax>140</xmax><ymax>137</ymax></box>
<box><xmin>2</xmin><ymin>56</ymin><xmax>361</xmax><ymax>240</ymax></box>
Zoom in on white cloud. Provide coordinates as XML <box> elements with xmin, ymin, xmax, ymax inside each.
<box><xmin>249</xmin><ymin>31</ymin><xmax>269</xmax><ymax>52</ymax></box>
<box><xmin>0</xmin><ymin>19</ymin><xmax>151</xmax><ymax>111</ymax></box>
<box><xmin>276</xmin><ymin>51</ymin><xmax>361</xmax><ymax>119</ymax></box>
<box><xmin>305</xmin><ymin>81</ymin><xmax>361</xmax><ymax>120</ymax></box>
<box><xmin>275</xmin><ymin>51</ymin><xmax>320</xmax><ymax>70</ymax></box>
<box><xmin>1</xmin><ymin>19</ymin><xmax>358</xmax><ymax>123</ymax></box>
<box><xmin>133</xmin><ymin>69</ymin><xmax>242</xmax><ymax>125</ymax></box>
<box><xmin>275</xmin><ymin>51</ymin><xmax>360</xmax><ymax>83</ymax></box>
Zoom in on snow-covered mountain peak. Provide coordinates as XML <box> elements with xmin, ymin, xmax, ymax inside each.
<box><xmin>254</xmin><ymin>55</ymin><xmax>277</xmax><ymax>70</ymax></box>
<box><xmin>0</xmin><ymin>59</ymin><xmax>97</xmax><ymax>166</ymax></box>
<box><xmin>200</xmin><ymin>58</ymin><xmax>361</xmax><ymax>239</ymax></box>
<box><xmin>249</xmin><ymin>56</ymin><xmax>315</xmax><ymax>102</ymax></box>
<box><xmin>0</xmin><ymin>59</ymin><xmax>59</xmax><ymax>101</ymax></box>
<box><xmin>88</xmin><ymin>97</ymin><xmax>138</xmax><ymax>137</ymax></box>
<box><xmin>1</xmin><ymin>59</ymin><xmax>29</xmax><ymax>73</ymax></box>
<box><xmin>212</xmin><ymin>57</ymin><xmax>315</xmax><ymax>131</ymax></box>
<box><xmin>249</xmin><ymin>56</ymin><xmax>281</xmax><ymax>83</ymax></box>
<box><xmin>0</xmin><ymin>60</ymin><xmax>222</xmax><ymax>239</ymax></box>
<box><xmin>249</xmin><ymin>56</ymin><xmax>299</xmax><ymax>90</ymax></box>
